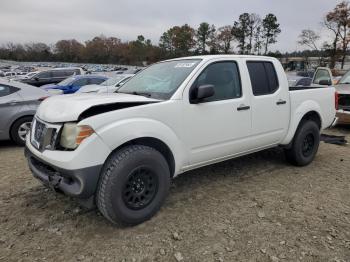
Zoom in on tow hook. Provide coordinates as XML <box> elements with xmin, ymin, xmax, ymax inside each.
<box><xmin>48</xmin><ymin>173</ymin><xmax>62</xmax><ymax>190</ymax></box>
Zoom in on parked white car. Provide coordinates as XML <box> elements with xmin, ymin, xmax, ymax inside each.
<box><xmin>25</xmin><ymin>55</ymin><xmax>337</xmax><ymax>225</ymax></box>
<box><xmin>76</xmin><ymin>74</ymin><xmax>134</xmax><ymax>94</ymax></box>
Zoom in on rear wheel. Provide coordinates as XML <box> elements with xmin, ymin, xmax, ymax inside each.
<box><xmin>96</xmin><ymin>145</ymin><xmax>170</xmax><ymax>226</ymax></box>
<box><xmin>10</xmin><ymin>116</ymin><xmax>33</xmax><ymax>146</ymax></box>
<box><xmin>284</xmin><ymin>120</ymin><xmax>320</xmax><ymax>166</ymax></box>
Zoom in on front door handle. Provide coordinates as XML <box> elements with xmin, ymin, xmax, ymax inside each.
<box><xmin>237</xmin><ymin>105</ymin><xmax>250</xmax><ymax>111</ymax></box>
<box><xmin>276</xmin><ymin>99</ymin><xmax>287</xmax><ymax>105</ymax></box>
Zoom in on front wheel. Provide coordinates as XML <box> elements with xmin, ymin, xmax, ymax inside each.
<box><xmin>284</xmin><ymin>120</ymin><xmax>320</xmax><ymax>166</ymax></box>
<box><xmin>96</xmin><ymin>145</ymin><xmax>170</xmax><ymax>226</ymax></box>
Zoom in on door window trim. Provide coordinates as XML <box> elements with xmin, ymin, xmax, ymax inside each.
<box><xmin>246</xmin><ymin>60</ymin><xmax>280</xmax><ymax>96</ymax></box>
<box><xmin>189</xmin><ymin>60</ymin><xmax>243</xmax><ymax>103</ymax></box>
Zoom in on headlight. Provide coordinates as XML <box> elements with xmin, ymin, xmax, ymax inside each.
<box><xmin>60</xmin><ymin>123</ymin><xmax>94</xmax><ymax>149</ymax></box>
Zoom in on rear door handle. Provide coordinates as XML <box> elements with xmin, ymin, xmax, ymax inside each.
<box><xmin>276</xmin><ymin>99</ymin><xmax>287</xmax><ymax>105</ymax></box>
<box><xmin>237</xmin><ymin>105</ymin><xmax>250</xmax><ymax>111</ymax></box>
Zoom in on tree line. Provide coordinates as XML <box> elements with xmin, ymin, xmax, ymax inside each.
<box><xmin>0</xmin><ymin>13</ymin><xmax>280</xmax><ymax>65</ymax></box>
<box><xmin>298</xmin><ymin>1</ymin><xmax>350</xmax><ymax>69</ymax></box>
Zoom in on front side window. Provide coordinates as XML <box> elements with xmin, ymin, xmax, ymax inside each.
<box><xmin>192</xmin><ymin>61</ymin><xmax>242</xmax><ymax>102</ymax></box>
<box><xmin>118</xmin><ymin>59</ymin><xmax>201</xmax><ymax>100</ymax></box>
<box><xmin>247</xmin><ymin>61</ymin><xmax>279</xmax><ymax>96</ymax></box>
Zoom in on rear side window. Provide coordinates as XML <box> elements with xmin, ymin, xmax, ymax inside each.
<box><xmin>65</xmin><ymin>70</ymin><xmax>76</xmax><ymax>77</ymax></box>
<box><xmin>89</xmin><ymin>78</ymin><xmax>105</xmax><ymax>85</ymax></box>
<box><xmin>247</xmin><ymin>61</ymin><xmax>279</xmax><ymax>96</ymax></box>
<box><xmin>52</xmin><ymin>70</ymin><xmax>67</xmax><ymax>77</ymax></box>
<box><xmin>0</xmin><ymin>85</ymin><xmax>19</xmax><ymax>97</ymax></box>
<box><xmin>36</xmin><ymin>71</ymin><xmax>51</xmax><ymax>79</ymax></box>
<box><xmin>72</xmin><ymin>78</ymin><xmax>89</xmax><ymax>87</ymax></box>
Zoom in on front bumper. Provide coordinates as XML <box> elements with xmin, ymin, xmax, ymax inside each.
<box><xmin>25</xmin><ymin>145</ymin><xmax>102</xmax><ymax>199</ymax></box>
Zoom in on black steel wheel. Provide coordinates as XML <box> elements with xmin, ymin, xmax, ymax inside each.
<box><xmin>122</xmin><ymin>167</ymin><xmax>159</xmax><ymax>210</ymax></box>
<box><xmin>96</xmin><ymin>145</ymin><xmax>170</xmax><ymax>226</ymax></box>
<box><xmin>285</xmin><ymin>120</ymin><xmax>320</xmax><ymax>166</ymax></box>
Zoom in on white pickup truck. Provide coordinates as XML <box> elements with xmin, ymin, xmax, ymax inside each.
<box><xmin>25</xmin><ymin>55</ymin><xmax>337</xmax><ymax>225</ymax></box>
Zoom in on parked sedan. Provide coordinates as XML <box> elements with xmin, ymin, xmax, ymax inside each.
<box><xmin>0</xmin><ymin>79</ymin><xmax>52</xmax><ymax>145</ymax></box>
<box><xmin>41</xmin><ymin>75</ymin><xmax>108</xmax><ymax>94</ymax></box>
<box><xmin>76</xmin><ymin>74</ymin><xmax>134</xmax><ymax>94</ymax></box>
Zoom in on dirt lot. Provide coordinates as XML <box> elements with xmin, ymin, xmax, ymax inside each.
<box><xmin>0</xmin><ymin>127</ymin><xmax>350</xmax><ymax>262</ymax></box>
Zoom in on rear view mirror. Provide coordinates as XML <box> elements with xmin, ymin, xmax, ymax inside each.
<box><xmin>190</xmin><ymin>84</ymin><xmax>215</xmax><ymax>104</ymax></box>
<box><xmin>319</xmin><ymin>79</ymin><xmax>332</xmax><ymax>86</ymax></box>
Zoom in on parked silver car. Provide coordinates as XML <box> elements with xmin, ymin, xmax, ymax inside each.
<box><xmin>0</xmin><ymin>79</ymin><xmax>53</xmax><ymax>145</ymax></box>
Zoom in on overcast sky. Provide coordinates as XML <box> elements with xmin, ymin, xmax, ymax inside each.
<box><xmin>0</xmin><ymin>0</ymin><xmax>343</xmax><ymax>52</ymax></box>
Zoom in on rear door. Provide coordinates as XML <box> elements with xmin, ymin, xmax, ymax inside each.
<box><xmin>246</xmin><ymin>60</ymin><xmax>290</xmax><ymax>147</ymax></box>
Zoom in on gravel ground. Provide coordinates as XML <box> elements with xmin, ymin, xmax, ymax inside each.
<box><xmin>0</xmin><ymin>126</ymin><xmax>349</xmax><ymax>262</ymax></box>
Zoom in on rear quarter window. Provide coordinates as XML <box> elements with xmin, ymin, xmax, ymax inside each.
<box><xmin>0</xmin><ymin>85</ymin><xmax>19</xmax><ymax>97</ymax></box>
<box><xmin>247</xmin><ymin>61</ymin><xmax>279</xmax><ymax>96</ymax></box>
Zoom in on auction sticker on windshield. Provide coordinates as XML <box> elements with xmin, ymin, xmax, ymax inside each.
<box><xmin>175</xmin><ymin>62</ymin><xmax>196</xmax><ymax>68</ymax></box>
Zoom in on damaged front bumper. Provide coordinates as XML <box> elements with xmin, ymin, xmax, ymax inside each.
<box><xmin>25</xmin><ymin>146</ymin><xmax>102</xmax><ymax>201</ymax></box>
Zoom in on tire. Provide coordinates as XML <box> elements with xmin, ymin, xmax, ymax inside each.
<box><xmin>96</xmin><ymin>145</ymin><xmax>171</xmax><ymax>226</ymax></box>
<box><xmin>284</xmin><ymin>120</ymin><xmax>320</xmax><ymax>166</ymax></box>
<box><xmin>10</xmin><ymin>116</ymin><xmax>33</xmax><ymax>146</ymax></box>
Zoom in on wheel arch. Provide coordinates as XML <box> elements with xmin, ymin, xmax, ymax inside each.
<box><xmin>281</xmin><ymin>109</ymin><xmax>322</xmax><ymax>146</ymax></box>
<box><xmin>109</xmin><ymin>137</ymin><xmax>176</xmax><ymax>178</ymax></box>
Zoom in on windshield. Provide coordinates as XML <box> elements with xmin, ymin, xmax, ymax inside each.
<box><xmin>117</xmin><ymin>59</ymin><xmax>201</xmax><ymax>99</ymax></box>
<box><xmin>58</xmin><ymin>76</ymin><xmax>75</xmax><ymax>86</ymax></box>
<box><xmin>101</xmin><ymin>76</ymin><xmax>125</xmax><ymax>86</ymax></box>
<box><xmin>339</xmin><ymin>71</ymin><xmax>350</xmax><ymax>84</ymax></box>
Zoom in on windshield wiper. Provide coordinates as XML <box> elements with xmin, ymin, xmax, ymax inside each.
<box><xmin>117</xmin><ymin>91</ymin><xmax>152</xmax><ymax>98</ymax></box>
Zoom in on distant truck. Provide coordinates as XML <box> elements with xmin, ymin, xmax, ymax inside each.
<box><xmin>25</xmin><ymin>55</ymin><xmax>337</xmax><ymax>225</ymax></box>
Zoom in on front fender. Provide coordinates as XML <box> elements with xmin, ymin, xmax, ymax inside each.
<box><xmin>93</xmin><ymin>118</ymin><xmax>187</xmax><ymax>175</ymax></box>
<box><xmin>281</xmin><ymin>100</ymin><xmax>323</xmax><ymax>145</ymax></box>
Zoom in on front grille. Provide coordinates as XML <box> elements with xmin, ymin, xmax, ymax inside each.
<box><xmin>30</xmin><ymin>118</ymin><xmax>61</xmax><ymax>151</ymax></box>
<box><xmin>34</xmin><ymin>120</ymin><xmax>46</xmax><ymax>143</ymax></box>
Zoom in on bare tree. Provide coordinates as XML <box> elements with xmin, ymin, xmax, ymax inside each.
<box><xmin>325</xmin><ymin>1</ymin><xmax>350</xmax><ymax>69</ymax></box>
<box><xmin>298</xmin><ymin>29</ymin><xmax>321</xmax><ymax>51</ymax></box>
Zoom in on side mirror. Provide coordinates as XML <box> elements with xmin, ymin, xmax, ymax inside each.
<box><xmin>318</xmin><ymin>79</ymin><xmax>332</xmax><ymax>86</ymax></box>
<box><xmin>190</xmin><ymin>84</ymin><xmax>215</xmax><ymax>104</ymax></box>
<box><xmin>34</xmin><ymin>77</ymin><xmax>39</xmax><ymax>81</ymax></box>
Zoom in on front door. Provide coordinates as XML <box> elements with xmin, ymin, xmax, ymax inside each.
<box><xmin>183</xmin><ymin>60</ymin><xmax>252</xmax><ymax>166</ymax></box>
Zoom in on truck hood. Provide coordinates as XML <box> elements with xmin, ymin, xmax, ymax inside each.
<box><xmin>36</xmin><ymin>93</ymin><xmax>161</xmax><ymax>123</ymax></box>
